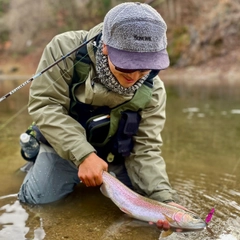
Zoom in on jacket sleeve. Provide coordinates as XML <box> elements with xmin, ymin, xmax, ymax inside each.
<box><xmin>125</xmin><ymin>75</ymin><xmax>177</xmax><ymax>202</ymax></box>
<box><xmin>28</xmin><ymin>30</ymin><xmax>95</xmax><ymax>166</ymax></box>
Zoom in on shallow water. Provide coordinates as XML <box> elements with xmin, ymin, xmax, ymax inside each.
<box><xmin>0</xmin><ymin>79</ymin><xmax>240</xmax><ymax>240</ymax></box>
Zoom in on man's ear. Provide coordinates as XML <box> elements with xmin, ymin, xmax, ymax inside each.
<box><xmin>102</xmin><ymin>44</ymin><xmax>108</xmax><ymax>55</ymax></box>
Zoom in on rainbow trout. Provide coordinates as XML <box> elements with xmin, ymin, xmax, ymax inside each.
<box><xmin>100</xmin><ymin>171</ymin><xmax>206</xmax><ymax>238</ymax></box>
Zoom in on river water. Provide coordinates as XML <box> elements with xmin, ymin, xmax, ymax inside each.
<box><xmin>0</xmin><ymin>78</ymin><xmax>239</xmax><ymax>240</ymax></box>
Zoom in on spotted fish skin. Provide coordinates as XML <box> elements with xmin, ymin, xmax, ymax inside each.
<box><xmin>100</xmin><ymin>171</ymin><xmax>206</xmax><ymax>231</ymax></box>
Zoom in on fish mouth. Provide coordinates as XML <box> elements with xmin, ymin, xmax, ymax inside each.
<box><xmin>185</xmin><ymin>221</ymin><xmax>206</xmax><ymax>230</ymax></box>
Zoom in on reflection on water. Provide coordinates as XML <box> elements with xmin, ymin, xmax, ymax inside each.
<box><xmin>0</xmin><ymin>79</ymin><xmax>240</xmax><ymax>239</ymax></box>
<box><xmin>0</xmin><ymin>200</ymin><xmax>29</xmax><ymax>240</ymax></box>
<box><xmin>0</xmin><ymin>196</ymin><xmax>45</xmax><ymax>240</ymax></box>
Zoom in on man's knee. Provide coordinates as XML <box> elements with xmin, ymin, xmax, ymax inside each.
<box><xmin>18</xmin><ymin>143</ymin><xmax>79</xmax><ymax>204</ymax></box>
<box><xmin>18</xmin><ymin>182</ymin><xmax>46</xmax><ymax>204</ymax></box>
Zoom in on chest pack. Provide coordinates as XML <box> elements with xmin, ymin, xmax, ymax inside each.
<box><xmin>69</xmin><ymin>33</ymin><xmax>160</xmax><ymax>163</ymax></box>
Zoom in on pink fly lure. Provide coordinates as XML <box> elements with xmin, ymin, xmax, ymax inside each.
<box><xmin>205</xmin><ymin>208</ymin><xmax>215</xmax><ymax>224</ymax></box>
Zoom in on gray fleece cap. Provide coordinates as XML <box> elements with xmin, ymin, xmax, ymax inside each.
<box><xmin>103</xmin><ymin>2</ymin><xmax>169</xmax><ymax>70</ymax></box>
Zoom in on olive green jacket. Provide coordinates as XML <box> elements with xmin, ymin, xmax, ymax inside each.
<box><xmin>28</xmin><ymin>23</ymin><xmax>176</xmax><ymax>202</ymax></box>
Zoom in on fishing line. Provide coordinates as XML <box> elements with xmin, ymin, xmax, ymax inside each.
<box><xmin>0</xmin><ymin>36</ymin><xmax>98</xmax><ymax>132</ymax></box>
<box><xmin>0</xmin><ymin>34</ymin><xmax>99</xmax><ymax>103</ymax></box>
<box><xmin>0</xmin><ymin>105</ymin><xmax>28</xmax><ymax>133</ymax></box>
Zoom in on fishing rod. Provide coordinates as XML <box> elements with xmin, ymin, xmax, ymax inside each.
<box><xmin>0</xmin><ymin>34</ymin><xmax>98</xmax><ymax>103</ymax></box>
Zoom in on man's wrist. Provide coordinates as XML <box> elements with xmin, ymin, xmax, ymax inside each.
<box><xmin>74</xmin><ymin>151</ymin><xmax>96</xmax><ymax>167</ymax></box>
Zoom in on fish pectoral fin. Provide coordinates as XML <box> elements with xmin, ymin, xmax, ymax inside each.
<box><xmin>159</xmin><ymin>229</ymin><xmax>173</xmax><ymax>239</ymax></box>
<box><xmin>162</xmin><ymin>213</ymin><xmax>175</xmax><ymax>224</ymax></box>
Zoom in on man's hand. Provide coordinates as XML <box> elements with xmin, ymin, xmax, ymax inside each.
<box><xmin>156</xmin><ymin>219</ymin><xmax>170</xmax><ymax>231</ymax></box>
<box><xmin>156</xmin><ymin>202</ymin><xmax>188</xmax><ymax>231</ymax></box>
<box><xmin>78</xmin><ymin>152</ymin><xmax>108</xmax><ymax>187</ymax></box>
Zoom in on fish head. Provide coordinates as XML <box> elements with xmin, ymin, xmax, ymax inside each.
<box><xmin>166</xmin><ymin>211</ymin><xmax>206</xmax><ymax>231</ymax></box>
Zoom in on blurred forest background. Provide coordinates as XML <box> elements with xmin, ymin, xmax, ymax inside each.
<box><xmin>0</xmin><ymin>0</ymin><xmax>239</xmax><ymax>82</ymax></box>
